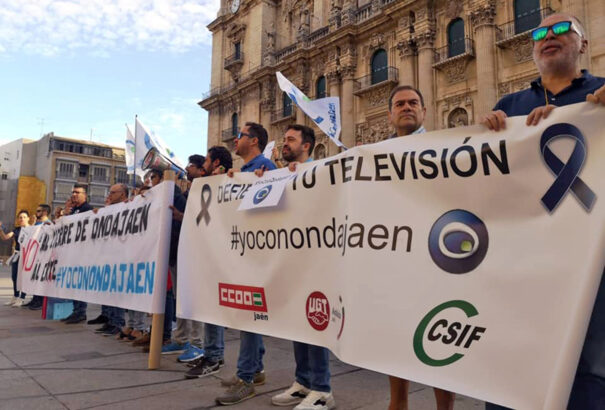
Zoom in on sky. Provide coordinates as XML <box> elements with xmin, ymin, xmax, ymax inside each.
<box><xmin>0</xmin><ymin>0</ymin><xmax>220</xmax><ymax>163</ymax></box>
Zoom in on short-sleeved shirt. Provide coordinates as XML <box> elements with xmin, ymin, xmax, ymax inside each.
<box><xmin>12</xmin><ymin>227</ymin><xmax>21</xmax><ymax>251</ymax></box>
<box><xmin>241</xmin><ymin>154</ymin><xmax>276</xmax><ymax>173</ymax></box>
<box><xmin>494</xmin><ymin>70</ymin><xmax>605</xmax><ymax>116</ymax></box>
<box><xmin>71</xmin><ymin>202</ymin><xmax>93</xmax><ymax>215</ymax></box>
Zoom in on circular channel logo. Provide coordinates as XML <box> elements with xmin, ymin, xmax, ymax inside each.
<box><xmin>306</xmin><ymin>291</ymin><xmax>330</xmax><ymax>331</ymax></box>
<box><xmin>253</xmin><ymin>185</ymin><xmax>272</xmax><ymax>204</ymax></box>
<box><xmin>428</xmin><ymin>210</ymin><xmax>488</xmax><ymax>274</ymax></box>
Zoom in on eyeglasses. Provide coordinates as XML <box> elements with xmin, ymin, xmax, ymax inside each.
<box><xmin>237</xmin><ymin>131</ymin><xmax>252</xmax><ymax>140</ymax></box>
<box><xmin>531</xmin><ymin>21</ymin><xmax>582</xmax><ymax>42</ymax></box>
<box><xmin>35</xmin><ymin>209</ymin><xmax>42</xmax><ymax>213</ymax></box>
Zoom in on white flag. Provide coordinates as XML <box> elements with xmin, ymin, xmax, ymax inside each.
<box><xmin>135</xmin><ymin>117</ymin><xmax>185</xmax><ymax>170</ymax></box>
<box><xmin>125</xmin><ymin>124</ymin><xmax>143</xmax><ymax>177</ymax></box>
<box><xmin>276</xmin><ymin>72</ymin><xmax>345</xmax><ymax>149</ymax></box>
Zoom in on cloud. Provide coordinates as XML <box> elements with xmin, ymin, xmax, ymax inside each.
<box><xmin>0</xmin><ymin>0</ymin><xmax>220</xmax><ymax>56</ymax></box>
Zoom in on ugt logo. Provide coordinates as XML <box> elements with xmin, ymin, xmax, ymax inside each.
<box><xmin>428</xmin><ymin>210</ymin><xmax>489</xmax><ymax>274</ymax></box>
<box><xmin>413</xmin><ymin>300</ymin><xmax>486</xmax><ymax>367</ymax></box>
<box><xmin>306</xmin><ymin>291</ymin><xmax>330</xmax><ymax>331</ymax></box>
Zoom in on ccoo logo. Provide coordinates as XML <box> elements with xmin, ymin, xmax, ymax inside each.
<box><xmin>253</xmin><ymin>185</ymin><xmax>272</xmax><ymax>205</ymax></box>
<box><xmin>306</xmin><ymin>291</ymin><xmax>330</xmax><ymax>331</ymax></box>
<box><xmin>428</xmin><ymin>209</ymin><xmax>488</xmax><ymax>274</ymax></box>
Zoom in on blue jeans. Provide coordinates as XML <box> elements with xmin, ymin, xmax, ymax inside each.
<box><xmin>72</xmin><ymin>300</ymin><xmax>87</xmax><ymax>317</ymax></box>
<box><xmin>294</xmin><ymin>342</ymin><xmax>331</xmax><ymax>392</ymax></box>
<box><xmin>107</xmin><ymin>307</ymin><xmax>125</xmax><ymax>327</ymax></box>
<box><xmin>11</xmin><ymin>262</ymin><xmax>25</xmax><ymax>298</ymax></box>
<box><xmin>204</xmin><ymin>323</ymin><xmax>224</xmax><ymax>362</ymax></box>
<box><xmin>163</xmin><ymin>289</ymin><xmax>175</xmax><ymax>341</ymax></box>
<box><xmin>236</xmin><ymin>331</ymin><xmax>265</xmax><ymax>383</ymax></box>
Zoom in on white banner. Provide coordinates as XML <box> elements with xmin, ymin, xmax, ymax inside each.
<box><xmin>19</xmin><ymin>182</ymin><xmax>174</xmax><ymax>313</ymax></box>
<box><xmin>177</xmin><ymin>103</ymin><xmax>605</xmax><ymax>409</ymax></box>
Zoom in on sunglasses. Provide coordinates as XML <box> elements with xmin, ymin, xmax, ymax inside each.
<box><xmin>237</xmin><ymin>131</ymin><xmax>252</xmax><ymax>140</ymax></box>
<box><xmin>531</xmin><ymin>21</ymin><xmax>582</xmax><ymax>42</ymax></box>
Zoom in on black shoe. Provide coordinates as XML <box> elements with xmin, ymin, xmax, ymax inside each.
<box><xmin>28</xmin><ymin>302</ymin><xmax>43</xmax><ymax>311</ymax></box>
<box><xmin>64</xmin><ymin>314</ymin><xmax>86</xmax><ymax>324</ymax></box>
<box><xmin>95</xmin><ymin>323</ymin><xmax>112</xmax><ymax>333</ymax></box>
<box><xmin>184</xmin><ymin>358</ymin><xmax>223</xmax><ymax>379</ymax></box>
<box><xmin>60</xmin><ymin>313</ymin><xmax>75</xmax><ymax>322</ymax></box>
<box><xmin>87</xmin><ymin>315</ymin><xmax>108</xmax><ymax>325</ymax></box>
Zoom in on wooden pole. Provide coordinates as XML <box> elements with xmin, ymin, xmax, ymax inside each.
<box><xmin>148</xmin><ymin>169</ymin><xmax>176</xmax><ymax>370</ymax></box>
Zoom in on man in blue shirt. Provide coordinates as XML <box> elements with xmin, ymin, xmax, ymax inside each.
<box><xmin>216</xmin><ymin>122</ymin><xmax>276</xmax><ymax>406</ymax></box>
<box><xmin>481</xmin><ymin>13</ymin><xmax>605</xmax><ymax>410</ymax></box>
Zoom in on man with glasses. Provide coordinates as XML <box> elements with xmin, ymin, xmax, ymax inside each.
<box><xmin>215</xmin><ymin>122</ymin><xmax>276</xmax><ymax>406</ymax></box>
<box><xmin>61</xmin><ymin>184</ymin><xmax>93</xmax><ymax>324</ymax></box>
<box><xmin>480</xmin><ymin>13</ymin><xmax>604</xmax><ymax>410</ymax></box>
<box><xmin>22</xmin><ymin>204</ymin><xmax>52</xmax><ymax>310</ymax></box>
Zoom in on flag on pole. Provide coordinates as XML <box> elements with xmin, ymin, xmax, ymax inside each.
<box><xmin>125</xmin><ymin>124</ymin><xmax>143</xmax><ymax>177</ymax></box>
<box><xmin>134</xmin><ymin>117</ymin><xmax>185</xmax><ymax>169</ymax></box>
<box><xmin>275</xmin><ymin>71</ymin><xmax>345</xmax><ymax>149</ymax></box>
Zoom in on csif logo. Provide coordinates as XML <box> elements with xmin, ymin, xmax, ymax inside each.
<box><xmin>218</xmin><ymin>283</ymin><xmax>267</xmax><ymax>312</ymax></box>
<box><xmin>253</xmin><ymin>185</ymin><xmax>272</xmax><ymax>205</ymax></box>
<box><xmin>413</xmin><ymin>300</ymin><xmax>486</xmax><ymax>367</ymax></box>
<box><xmin>428</xmin><ymin>209</ymin><xmax>488</xmax><ymax>274</ymax></box>
<box><xmin>306</xmin><ymin>291</ymin><xmax>330</xmax><ymax>331</ymax></box>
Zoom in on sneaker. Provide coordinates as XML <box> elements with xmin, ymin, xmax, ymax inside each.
<box><xmin>184</xmin><ymin>357</ymin><xmax>222</xmax><ymax>379</ymax></box>
<box><xmin>215</xmin><ymin>378</ymin><xmax>255</xmax><ymax>406</ymax></box>
<box><xmin>293</xmin><ymin>390</ymin><xmax>335</xmax><ymax>410</ymax></box>
<box><xmin>64</xmin><ymin>314</ymin><xmax>86</xmax><ymax>324</ymax></box>
<box><xmin>221</xmin><ymin>370</ymin><xmax>265</xmax><ymax>387</ymax></box>
<box><xmin>28</xmin><ymin>302</ymin><xmax>43</xmax><ymax>311</ymax></box>
<box><xmin>87</xmin><ymin>314</ymin><xmax>108</xmax><ymax>325</ymax></box>
<box><xmin>272</xmin><ymin>381</ymin><xmax>311</xmax><ymax>406</ymax></box>
<box><xmin>12</xmin><ymin>298</ymin><xmax>26</xmax><ymax>308</ymax></box>
<box><xmin>177</xmin><ymin>345</ymin><xmax>204</xmax><ymax>363</ymax></box>
<box><xmin>187</xmin><ymin>356</ymin><xmax>224</xmax><ymax>368</ymax></box>
<box><xmin>4</xmin><ymin>297</ymin><xmax>17</xmax><ymax>306</ymax></box>
<box><xmin>161</xmin><ymin>341</ymin><xmax>189</xmax><ymax>355</ymax></box>
<box><xmin>95</xmin><ymin>323</ymin><xmax>113</xmax><ymax>333</ymax></box>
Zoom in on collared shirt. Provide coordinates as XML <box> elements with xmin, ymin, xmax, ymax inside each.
<box><xmin>71</xmin><ymin>202</ymin><xmax>93</xmax><ymax>214</ymax></box>
<box><xmin>389</xmin><ymin>125</ymin><xmax>427</xmax><ymax>139</ymax></box>
<box><xmin>241</xmin><ymin>154</ymin><xmax>277</xmax><ymax>173</ymax></box>
<box><xmin>494</xmin><ymin>70</ymin><xmax>605</xmax><ymax>116</ymax></box>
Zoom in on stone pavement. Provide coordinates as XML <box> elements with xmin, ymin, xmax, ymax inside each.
<box><xmin>0</xmin><ymin>265</ymin><xmax>485</xmax><ymax>410</ymax></box>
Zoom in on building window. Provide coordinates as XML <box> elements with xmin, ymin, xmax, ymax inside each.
<box><xmin>116</xmin><ymin>168</ymin><xmax>129</xmax><ymax>184</ymax></box>
<box><xmin>316</xmin><ymin>76</ymin><xmax>326</xmax><ymax>99</ymax></box>
<box><xmin>448</xmin><ymin>18</ymin><xmax>465</xmax><ymax>58</ymax></box>
<box><xmin>79</xmin><ymin>164</ymin><xmax>89</xmax><ymax>179</ymax></box>
<box><xmin>514</xmin><ymin>0</ymin><xmax>541</xmax><ymax>34</ymax></box>
<box><xmin>1</xmin><ymin>172</ymin><xmax>7</xmax><ymax>180</ymax></box>
<box><xmin>231</xmin><ymin>113</ymin><xmax>239</xmax><ymax>136</ymax></box>
<box><xmin>91</xmin><ymin>166</ymin><xmax>109</xmax><ymax>183</ymax></box>
<box><xmin>57</xmin><ymin>161</ymin><xmax>76</xmax><ymax>179</ymax></box>
<box><xmin>283</xmin><ymin>92</ymin><xmax>292</xmax><ymax>117</ymax></box>
<box><xmin>371</xmin><ymin>49</ymin><xmax>387</xmax><ymax>85</ymax></box>
<box><xmin>234</xmin><ymin>42</ymin><xmax>241</xmax><ymax>59</ymax></box>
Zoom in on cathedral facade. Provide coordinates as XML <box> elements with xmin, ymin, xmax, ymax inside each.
<box><xmin>199</xmin><ymin>0</ymin><xmax>605</xmax><ymax>161</ymax></box>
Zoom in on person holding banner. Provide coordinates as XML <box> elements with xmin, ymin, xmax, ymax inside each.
<box><xmin>61</xmin><ymin>184</ymin><xmax>94</xmax><ymax>324</ymax></box>
<box><xmin>0</xmin><ymin>210</ymin><xmax>30</xmax><ymax>307</ymax></box>
<box><xmin>385</xmin><ymin>85</ymin><xmax>456</xmax><ymax>410</ymax></box>
<box><xmin>480</xmin><ymin>13</ymin><xmax>605</xmax><ymax>410</ymax></box>
<box><xmin>23</xmin><ymin>204</ymin><xmax>52</xmax><ymax>311</ymax></box>
<box><xmin>215</xmin><ymin>122</ymin><xmax>276</xmax><ymax>406</ymax></box>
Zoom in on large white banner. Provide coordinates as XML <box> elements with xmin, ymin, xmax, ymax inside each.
<box><xmin>19</xmin><ymin>182</ymin><xmax>174</xmax><ymax>313</ymax></box>
<box><xmin>177</xmin><ymin>103</ymin><xmax>605</xmax><ymax>409</ymax></box>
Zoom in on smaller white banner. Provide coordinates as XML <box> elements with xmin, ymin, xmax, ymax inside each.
<box><xmin>238</xmin><ymin>168</ymin><xmax>294</xmax><ymax>210</ymax></box>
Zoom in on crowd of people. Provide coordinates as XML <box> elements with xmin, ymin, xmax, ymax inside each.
<box><xmin>1</xmin><ymin>12</ymin><xmax>604</xmax><ymax>410</ymax></box>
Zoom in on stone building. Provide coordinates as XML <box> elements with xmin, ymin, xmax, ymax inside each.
<box><xmin>199</xmin><ymin>0</ymin><xmax>605</xmax><ymax>162</ymax></box>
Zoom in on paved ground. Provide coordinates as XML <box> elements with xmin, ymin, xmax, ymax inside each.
<box><xmin>0</xmin><ymin>265</ymin><xmax>485</xmax><ymax>410</ymax></box>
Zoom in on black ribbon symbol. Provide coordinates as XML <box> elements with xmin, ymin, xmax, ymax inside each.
<box><xmin>540</xmin><ymin>123</ymin><xmax>596</xmax><ymax>213</ymax></box>
<box><xmin>196</xmin><ymin>184</ymin><xmax>212</xmax><ymax>226</ymax></box>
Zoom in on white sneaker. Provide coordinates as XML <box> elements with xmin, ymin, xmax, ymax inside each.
<box><xmin>4</xmin><ymin>297</ymin><xmax>17</xmax><ymax>306</ymax></box>
<box><xmin>294</xmin><ymin>390</ymin><xmax>335</xmax><ymax>410</ymax></box>
<box><xmin>12</xmin><ymin>298</ymin><xmax>25</xmax><ymax>307</ymax></box>
<box><xmin>271</xmin><ymin>381</ymin><xmax>311</xmax><ymax>406</ymax></box>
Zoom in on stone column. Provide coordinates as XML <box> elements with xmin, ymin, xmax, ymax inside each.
<box><xmin>471</xmin><ymin>4</ymin><xmax>497</xmax><ymax>120</ymax></box>
<box><xmin>340</xmin><ymin>66</ymin><xmax>356</xmax><ymax>148</ymax></box>
<box><xmin>416</xmin><ymin>31</ymin><xmax>436</xmax><ymax>130</ymax></box>
<box><xmin>397</xmin><ymin>39</ymin><xmax>416</xmax><ymax>87</ymax></box>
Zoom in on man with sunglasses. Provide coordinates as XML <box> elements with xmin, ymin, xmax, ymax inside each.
<box><xmin>215</xmin><ymin>122</ymin><xmax>276</xmax><ymax>405</ymax></box>
<box><xmin>481</xmin><ymin>13</ymin><xmax>604</xmax><ymax>410</ymax></box>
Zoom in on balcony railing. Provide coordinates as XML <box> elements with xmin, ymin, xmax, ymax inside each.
<box><xmin>271</xmin><ymin>107</ymin><xmax>294</xmax><ymax>123</ymax></box>
<box><xmin>433</xmin><ymin>38</ymin><xmax>475</xmax><ymax>66</ymax></box>
<box><xmin>224</xmin><ymin>51</ymin><xmax>244</xmax><ymax>69</ymax></box>
<box><xmin>354</xmin><ymin>66</ymin><xmax>398</xmax><ymax>94</ymax></box>
<box><xmin>496</xmin><ymin>7</ymin><xmax>554</xmax><ymax>44</ymax></box>
<box><xmin>56</xmin><ymin>171</ymin><xmax>77</xmax><ymax>180</ymax></box>
<box><xmin>275</xmin><ymin>44</ymin><xmax>298</xmax><ymax>63</ymax></box>
<box><xmin>90</xmin><ymin>196</ymin><xmax>106</xmax><ymax>205</ymax></box>
<box><xmin>90</xmin><ymin>175</ymin><xmax>110</xmax><ymax>184</ymax></box>
<box><xmin>222</xmin><ymin>127</ymin><xmax>239</xmax><ymax>142</ymax></box>
<box><xmin>355</xmin><ymin>3</ymin><xmax>372</xmax><ymax>23</ymax></box>
<box><xmin>307</xmin><ymin>26</ymin><xmax>329</xmax><ymax>44</ymax></box>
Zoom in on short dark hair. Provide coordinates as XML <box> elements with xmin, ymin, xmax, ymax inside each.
<box><xmin>38</xmin><ymin>204</ymin><xmax>51</xmax><ymax>215</ymax></box>
<box><xmin>116</xmin><ymin>184</ymin><xmax>129</xmax><ymax>197</ymax></box>
<box><xmin>18</xmin><ymin>209</ymin><xmax>29</xmax><ymax>217</ymax></box>
<box><xmin>188</xmin><ymin>154</ymin><xmax>205</xmax><ymax>168</ymax></box>
<box><xmin>388</xmin><ymin>85</ymin><xmax>425</xmax><ymax>111</ymax></box>
<box><xmin>73</xmin><ymin>183</ymin><xmax>87</xmax><ymax>193</ymax></box>
<box><xmin>286</xmin><ymin>124</ymin><xmax>316</xmax><ymax>156</ymax></box>
<box><xmin>208</xmin><ymin>146</ymin><xmax>233</xmax><ymax>170</ymax></box>
<box><xmin>245</xmin><ymin>122</ymin><xmax>269</xmax><ymax>152</ymax></box>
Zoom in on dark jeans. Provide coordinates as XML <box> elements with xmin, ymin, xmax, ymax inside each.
<box><xmin>236</xmin><ymin>331</ymin><xmax>265</xmax><ymax>383</ymax></box>
<box><xmin>293</xmin><ymin>342</ymin><xmax>331</xmax><ymax>392</ymax></box>
<box><xmin>11</xmin><ymin>262</ymin><xmax>25</xmax><ymax>298</ymax></box>
<box><xmin>163</xmin><ymin>289</ymin><xmax>175</xmax><ymax>341</ymax></box>
<box><xmin>72</xmin><ymin>300</ymin><xmax>87</xmax><ymax>317</ymax></box>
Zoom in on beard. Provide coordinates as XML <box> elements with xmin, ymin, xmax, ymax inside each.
<box><xmin>282</xmin><ymin>146</ymin><xmax>301</xmax><ymax>162</ymax></box>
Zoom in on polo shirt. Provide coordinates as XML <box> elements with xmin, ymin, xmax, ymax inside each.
<box><xmin>241</xmin><ymin>154</ymin><xmax>276</xmax><ymax>173</ymax></box>
<box><xmin>494</xmin><ymin>70</ymin><xmax>605</xmax><ymax>116</ymax></box>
